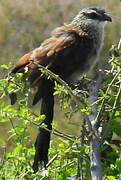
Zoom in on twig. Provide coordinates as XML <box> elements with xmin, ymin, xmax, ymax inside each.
<box><xmin>113</xmin><ymin>82</ymin><xmax>121</xmax><ymax>110</ymax></box>
<box><xmin>94</xmin><ymin>69</ymin><xmax>121</xmax><ymax>125</ymax></box>
<box><xmin>28</xmin><ymin>109</ymin><xmax>76</xmax><ymax>141</ymax></box>
<box><xmin>0</xmin><ymin>146</ymin><xmax>7</xmax><ymax>170</ymax></box>
<box><xmin>18</xmin><ymin>170</ymin><xmax>30</xmax><ymax>180</ymax></box>
<box><xmin>53</xmin><ymin>128</ymin><xmax>75</xmax><ymax>139</ymax></box>
<box><xmin>29</xmin><ymin>119</ymin><xmax>75</xmax><ymax>141</ymax></box>
<box><xmin>8</xmin><ymin>118</ymin><xmax>20</xmax><ymax>140</ymax></box>
<box><xmin>52</xmin><ymin>129</ymin><xmax>75</xmax><ymax>142</ymax></box>
<box><xmin>118</xmin><ymin>38</ymin><xmax>121</xmax><ymax>51</ymax></box>
<box><xmin>46</xmin><ymin>154</ymin><xmax>58</xmax><ymax>168</ymax></box>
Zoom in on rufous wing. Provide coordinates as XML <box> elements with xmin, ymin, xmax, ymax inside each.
<box><xmin>11</xmin><ymin>24</ymin><xmax>88</xmax><ymax>75</ymax></box>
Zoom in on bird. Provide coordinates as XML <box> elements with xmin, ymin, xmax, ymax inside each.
<box><xmin>10</xmin><ymin>7</ymin><xmax>112</xmax><ymax>172</ymax></box>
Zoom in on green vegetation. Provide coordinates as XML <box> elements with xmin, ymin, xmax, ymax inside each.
<box><xmin>0</xmin><ymin>40</ymin><xmax>121</xmax><ymax>179</ymax></box>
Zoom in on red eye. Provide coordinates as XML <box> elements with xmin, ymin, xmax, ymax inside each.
<box><xmin>90</xmin><ymin>12</ymin><xmax>99</xmax><ymax>18</ymax></box>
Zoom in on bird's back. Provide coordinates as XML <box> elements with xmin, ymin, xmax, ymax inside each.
<box><xmin>11</xmin><ymin>24</ymin><xmax>97</xmax><ymax>84</ymax></box>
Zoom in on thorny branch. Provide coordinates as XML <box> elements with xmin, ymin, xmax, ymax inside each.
<box><xmin>32</xmin><ymin>62</ymin><xmax>99</xmax><ymax>138</ymax></box>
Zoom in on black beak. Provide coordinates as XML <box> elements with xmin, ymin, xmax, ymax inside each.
<box><xmin>103</xmin><ymin>13</ymin><xmax>112</xmax><ymax>22</ymax></box>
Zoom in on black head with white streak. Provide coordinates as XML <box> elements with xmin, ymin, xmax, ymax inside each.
<box><xmin>71</xmin><ymin>7</ymin><xmax>112</xmax><ymax>29</ymax></box>
<box><xmin>71</xmin><ymin>7</ymin><xmax>112</xmax><ymax>40</ymax></box>
<box><xmin>81</xmin><ymin>7</ymin><xmax>112</xmax><ymax>22</ymax></box>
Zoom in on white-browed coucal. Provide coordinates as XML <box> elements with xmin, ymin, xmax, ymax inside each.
<box><xmin>11</xmin><ymin>7</ymin><xmax>112</xmax><ymax>172</ymax></box>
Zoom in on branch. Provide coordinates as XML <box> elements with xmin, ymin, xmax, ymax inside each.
<box><xmin>33</xmin><ymin>62</ymin><xmax>83</xmax><ymax>107</ymax></box>
<box><xmin>29</xmin><ymin>109</ymin><xmax>76</xmax><ymax>142</ymax></box>
<box><xmin>32</xmin><ymin>63</ymin><xmax>98</xmax><ymax>138</ymax></box>
<box><xmin>88</xmin><ymin>77</ymin><xmax>102</xmax><ymax>180</ymax></box>
<box><xmin>118</xmin><ymin>38</ymin><xmax>121</xmax><ymax>51</ymax></box>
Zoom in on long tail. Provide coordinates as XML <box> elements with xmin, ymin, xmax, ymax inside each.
<box><xmin>32</xmin><ymin>79</ymin><xmax>54</xmax><ymax>173</ymax></box>
<box><xmin>10</xmin><ymin>53</ymin><xmax>54</xmax><ymax>172</ymax></box>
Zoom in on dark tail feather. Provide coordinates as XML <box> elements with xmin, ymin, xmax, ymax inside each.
<box><xmin>11</xmin><ymin>65</ymin><xmax>26</xmax><ymax>73</ymax></box>
<box><xmin>32</xmin><ymin>80</ymin><xmax>44</xmax><ymax>105</ymax></box>
<box><xmin>32</xmin><ymin>89</ymin><xmax>43</xmax><ymax>105</ymax></box>
<box><xmin>32</xmin><ymin>80</ymin><xmax>54</xmax><ymax>172</ymax></box>
<box><xmin>28</xmin><ymin>69</ymin><xmax>42</xmax><ymax>87</ymax></box>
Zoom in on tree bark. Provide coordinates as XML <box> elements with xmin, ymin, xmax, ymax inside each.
<box><xmin>88</xmin><ymin>76</ymin><xmax>103</xmax><ymax>180</ymax></box>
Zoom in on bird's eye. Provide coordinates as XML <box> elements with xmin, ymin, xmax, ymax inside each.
<box><xmin>89</xmin><ymin>12</ymin><xmax>99</xmax><ymax>19</ymax></box>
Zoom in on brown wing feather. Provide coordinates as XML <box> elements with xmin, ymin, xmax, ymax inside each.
<box><xmin>11</xmin><ymin>25</ymin><xmax>88</xmax><ymax>74</ymax></box>
<box><xmin>11</xmin><ymin>52</ymin><xmax>32</xmax><ymax>73</ymax></box>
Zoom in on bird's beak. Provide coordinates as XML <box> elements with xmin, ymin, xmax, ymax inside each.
<box><xmin>103</xmin><ymin>13</ymin><xmax>112</xmax><ymax>22</ymax></box>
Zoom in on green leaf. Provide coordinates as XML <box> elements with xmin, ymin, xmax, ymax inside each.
<box><xmin>0</xmin><ymin>64</ymin><xmax>9</xmax><ymax>69</ymax></box>
<box><xmin>106</xmin><ymin>176</ymin><xmax>116</xmax><ymax>180</ymax></box>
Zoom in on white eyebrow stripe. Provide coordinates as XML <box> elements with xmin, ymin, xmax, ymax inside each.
<box><xmin>87</xmin><ymin>10</ymin><xmax>96</xmax><ymax>13</ymax></box>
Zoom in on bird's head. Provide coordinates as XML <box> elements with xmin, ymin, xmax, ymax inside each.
<box><xmin>71</xmin><ymin>7</ymin><xmax>112</xmax><ymax>31</ymax></box>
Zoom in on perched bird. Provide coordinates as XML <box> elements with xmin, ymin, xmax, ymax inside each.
<box><xmin>11</xmin><ymin>7</ymin><xmax>112</xmax><ymax>172</ymax></box>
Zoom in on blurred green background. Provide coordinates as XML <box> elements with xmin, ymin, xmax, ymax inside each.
<box><xmin>0</xmin><ymin>0</ymin><xmax>121</xmax><ymax>149</ymax></box>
